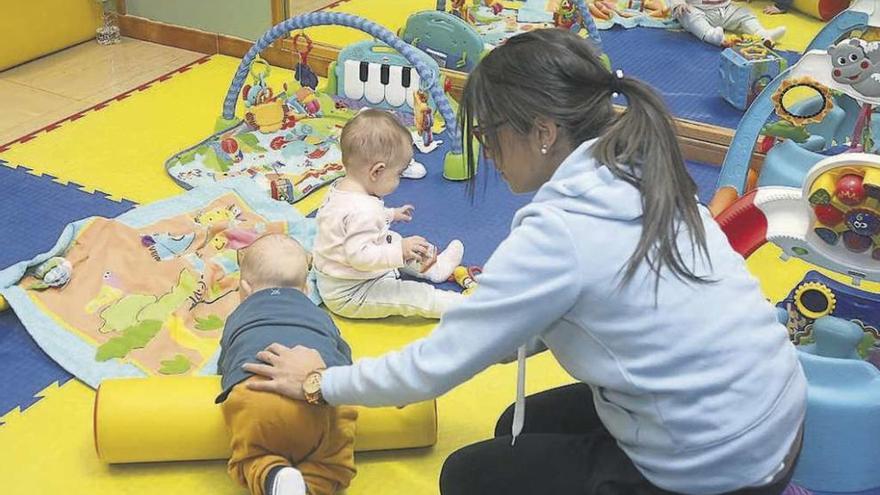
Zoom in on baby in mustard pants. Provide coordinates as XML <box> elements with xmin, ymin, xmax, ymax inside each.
<box><xmin>216</xmin><ymin>234</ymin><xmax>357</xmax><ymax>495</ymax></box>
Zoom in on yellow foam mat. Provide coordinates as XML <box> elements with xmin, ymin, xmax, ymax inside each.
<box><xmin>0</xmin><ymin>319</ymin><xmax>572</xmax><ymax>494</ymax></box>
<box><xmin>743</xmin><ymin>0</ymin><xmax>825</xmax><ymax>54</ymax></box>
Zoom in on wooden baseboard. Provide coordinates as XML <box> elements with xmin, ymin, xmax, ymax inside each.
<box><xmin>117</xmin><ymin>13</ymin><xmax>753</xmax><ymax>167</ymax></box>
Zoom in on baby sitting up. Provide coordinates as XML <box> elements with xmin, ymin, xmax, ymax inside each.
<box><xmin>671</xmin><ymin>0</ymin><xmax>786</xmax><ymax>46</ymax></box>
<box><xmin>314</xmin><ymin>109</ymin><xmax>464</xmax><ymax>319</ymax></box>
<box><xmin>217</xmin><ymin>234</ymin><xmax>356</xmax><ymax>495</ymax></box>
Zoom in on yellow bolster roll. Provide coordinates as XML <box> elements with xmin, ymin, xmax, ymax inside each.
<box><xmin>94</xmin><ymin>376</ymin><xmax>437</xmax><ymax>464</ymax></box>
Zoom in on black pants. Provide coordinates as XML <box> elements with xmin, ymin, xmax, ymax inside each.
<box><xmin>439</xmin><ymin>384</ymin><xmax>798</xmax><ymax>495</ymax></box>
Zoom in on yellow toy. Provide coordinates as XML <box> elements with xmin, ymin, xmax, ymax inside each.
<box><xmin>453</xmin><ymin>266</ymin><xmax>480</xmax><ymax>295</ymax></box>
<box><xmin>0</xmin><ymin>294</ymin><xmax>8</xmax><ymax>312</ymax></box>
<box><xmin>241</xmin><ymin>58</ymin><xmax>289</xmax><ymax>133</ymax></box>
<box><xmin>93</xmin><ymin>376</ymin><xmax>438</xmax><ymax>463</ymax></box>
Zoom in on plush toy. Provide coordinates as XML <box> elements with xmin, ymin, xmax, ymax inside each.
<box><xmin>27</xmin><ymin>257</ymin><xmax>73</xmax><ymax>290</ymax></box>
<box><xmin>829</xmin><ymin>38</ymin><xmax>880</xmax><ymax>98</ymax></box>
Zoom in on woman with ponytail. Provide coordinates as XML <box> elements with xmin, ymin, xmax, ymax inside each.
<box><xmin>244</xmin><ymin>29</ymin><xmax>806</xmax><ymax>495</ymax></box>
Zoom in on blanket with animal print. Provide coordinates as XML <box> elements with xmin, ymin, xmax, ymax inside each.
<box><xmin>0</xmin><ymin>179</ymin><xmax>317</xmax><ymax>388</ymax></box>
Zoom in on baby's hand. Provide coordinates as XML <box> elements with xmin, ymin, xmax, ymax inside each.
<box><xmin>763</xmin><ymin>5</ymin><xmax>785</xmax><ymax>14</ymax></box>
<box><xmin>393</xmin><ymin>205</ymin><xmax>415</xmax><ymax>223</ymax></box>
<box><xmin>402</xmin><ymin>236</ymin><xmax>431</xmax><ymax>262</ymax></box>
<box><xmin>672</xmin><ymin>3</ymin><xmax>690</xmax><ymax>16</ymax></box>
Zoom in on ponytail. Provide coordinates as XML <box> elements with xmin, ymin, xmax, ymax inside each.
<box><xmin>595</xmin><ymin>75</ymin><xmax>711</xmax><ymax>287</ymax></box>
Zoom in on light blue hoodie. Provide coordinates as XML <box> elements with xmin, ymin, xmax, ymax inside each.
<box><xmin>323</xmin><ymin>139</ymin><xmax>807</xmax><ymax>494</ymax></box>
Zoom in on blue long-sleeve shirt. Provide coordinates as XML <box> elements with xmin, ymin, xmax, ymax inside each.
<box><xmin>216</xmin><ymin>287</ymin><xmax>352</xmax><ymax>403</ymax></box>
<box><xmin>322</xmin><ymin>140</ymin><xmax>806</xmax><ymax>494</ymax></box>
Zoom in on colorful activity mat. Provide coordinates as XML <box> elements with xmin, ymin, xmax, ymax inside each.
<box><xmin>0</xmin><ymin>179</ymin><xmax>317</xmax><ymax>387</ymax></box>
<box><xmin>309</xmin><ymin>0</ymin><xmax>825</xmax><ymax>129</ymax></box>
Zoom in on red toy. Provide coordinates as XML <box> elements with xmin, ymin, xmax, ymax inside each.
<box><xmin>836</xmin><ymin>174</ymin><xmax>866</xmax><ymax>206</ymax></box>
<box><xmin>814</xmin><ymin>203</ymin><xmax>844</xmax><ymax>226</ymax></box>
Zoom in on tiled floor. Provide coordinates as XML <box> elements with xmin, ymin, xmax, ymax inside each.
<box><xmin>0</xmin><ymin>38</ymin><xmax>204</xmax><ymax>145</ymax></box>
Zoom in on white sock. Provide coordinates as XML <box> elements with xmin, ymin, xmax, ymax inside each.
<box><xmin>758</xmin><ymin>26</ymin><xmax>786</xmax><ymax>42</ymax></box>
<box><xmin>704</xmin><ymin>26</ymin><xmax>725</xmax><ymax>46</ymax></box>
<box><xmin>421</xmin><ymin>240</ymin><xmax>464</xmax><ymax>283</ymax></box>
<box><xmin>269</xmin><ymin>467</ymin><xmax>307</xmax><ymax>495</ymax></box>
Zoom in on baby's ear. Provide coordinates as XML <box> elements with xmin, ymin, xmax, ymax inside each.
<box><xmin>369</xmin><ymin>162</ymin><xmax>387</xmax><ymax>180</ymax></box>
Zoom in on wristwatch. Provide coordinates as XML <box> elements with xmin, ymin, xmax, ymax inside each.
<box><xmin>303</xmin><ymin>368</ymin><xmax>327</xmax><ymax>405</ymax></box>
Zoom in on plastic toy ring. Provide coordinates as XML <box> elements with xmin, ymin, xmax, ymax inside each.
<box><xmin>772</xmin><ymin>77</ymin><xmax>834</xmax><ymax>126</ymax></box>
<box><xmin>740</xmin><ymin>45</ymin><xmax>768</xmax><ymax>58</ymax></box>
<box><xmin>794</xmin><ymin>282</ymin><xmax>836</xmax><ymax>319</ymax></box>
<box><xmin>249</xmin><ymin>58</ymin><xmax>271</xmax><ymax>81</ymax></box>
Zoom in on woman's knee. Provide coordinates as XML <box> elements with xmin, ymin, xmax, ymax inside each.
<box><xmin>439</xmin><ymin>443</ymin><xmax>486</xmax><ymax>495</ymax></box>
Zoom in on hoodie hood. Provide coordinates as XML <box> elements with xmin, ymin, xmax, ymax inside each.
<box><xmin>531</xmin><ymin>139</ymin><xmax>644</xmax><ymax>222</ymax></box>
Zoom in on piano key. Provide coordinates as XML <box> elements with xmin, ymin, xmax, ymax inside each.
<box><xmin>364</xmin><ymin>63</ymin><xmax>385</xmax><ymax>104</ymax></box>
<box><xmin>405</xmin><ymin>71</ymin><xmax>421</xmax><ymax>108</ymax></box>
<box><xmin>380</xmin><ymin>64</ymin><xmax>390</xmax><ymax>85</ymax></box>
<box><xmin>359</xmin><ymin>61</ymin><xmax>369</xmax><ymax>82</ymax></box>
<box><xmin>385</xmin><ymin>65</ymin><xmax>406</xmax><ymax>107</ymax></box>
<box><xmin>402</xmin><ymin>67</ymin><xmax>411</xmax><ymax>88</ymax></box>
<box><xmin>343</xmin><ymin>60</ymin><xmax>365</xmax><ymax>100</ymax></box>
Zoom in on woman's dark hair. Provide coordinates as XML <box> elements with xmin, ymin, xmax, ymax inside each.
<box><xmin>459</xmin><ymin>28</ymin><xmax>710</xmax><ymax>287</ymax></box>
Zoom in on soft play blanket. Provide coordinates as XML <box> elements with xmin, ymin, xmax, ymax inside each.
<box><xmin>165</xmin><ymin>88</ymin><xmax>443</xmax><ymax>204</ymax></box>
<box><xmin>0</xmin><ymin>179</ymin><xmax>316</xmax><ymax>388</ymax></box>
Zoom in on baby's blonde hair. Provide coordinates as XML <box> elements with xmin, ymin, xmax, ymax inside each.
<box><xmin>238</xmin><ymin>234</ymin><xmax>310</xmax><ymax>291</ymax></box>
<box><xmin>340</xmin><ymin>109</ymin><xmax>413</xmax><ymax>170</ymax></box>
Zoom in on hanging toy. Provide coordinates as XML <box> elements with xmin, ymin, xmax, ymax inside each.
<box><xmin>413</xmin><ymin>85</ymin><xmax>434</xmax><ymax>148</ymax></box>
<box><xmin>28</xmin><ymin>257</ymin><xmax>73</xmax><ymax>290</ymax></box>
<box><xmin>293</xmin><ymin>32</ymin><xmax>319</xmax><ymax>90</ymax></box>
<box><xmin>242</xmin><ymin>58</ymin><xmax>274</xmax><ymax>108</ymax></box>
<box><xmin>242</xmin><ymin>58</ymin><xmax>289</xmax><ymax>133</ymax></box>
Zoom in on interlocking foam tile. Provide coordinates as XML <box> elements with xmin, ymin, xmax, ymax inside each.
<box><xmin>0</xmin><ymin>164</ymin><xmax>135</xmax><ymax>420</ymax></box>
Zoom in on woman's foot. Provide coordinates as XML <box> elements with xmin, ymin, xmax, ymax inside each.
<box><xmin>265</xmin><ymin>466</ymin><xmax>307</xmax><ymax>495</ymax></box>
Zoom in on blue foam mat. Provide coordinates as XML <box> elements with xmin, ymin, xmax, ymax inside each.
<box><xmin>0</xmin><ymin>163</ymin><xmax>135</xmax><ymax>419</ymax></box>
<box><xmin>389</xmin><ymin>143</ymin><xmax>720</xmax><ymax>272</ymax></box>
<box><xmin>602</xmin><ymin>27</ymin><xmax>800</xmax><ymax>129</ymax></box>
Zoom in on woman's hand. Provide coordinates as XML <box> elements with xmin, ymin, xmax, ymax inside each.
<box><xmin>243</xmin><ymin>343</ymin><xmax>327</xmax><ymax>400</ymax></box>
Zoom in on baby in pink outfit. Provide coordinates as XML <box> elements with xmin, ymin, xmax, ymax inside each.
<box><xmin>313</xmin><ymin>109</ymin><xmax>464</xmax><ymax>319</ymax></box>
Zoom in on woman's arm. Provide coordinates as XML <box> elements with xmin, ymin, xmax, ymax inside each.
<box><xmin>322</xmin><ymin>207</ymin><xmax>582</xmax><ymax>407</ymax></box>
